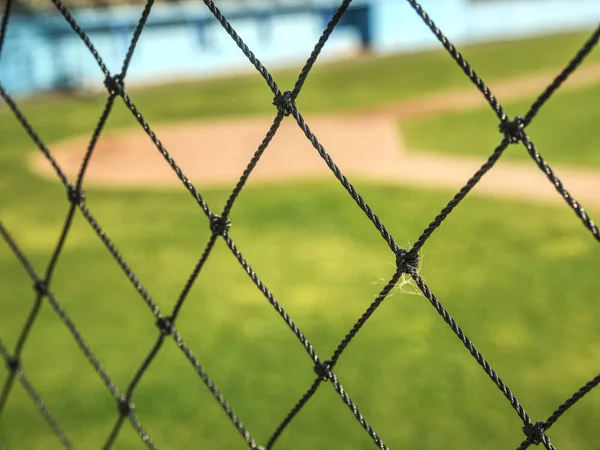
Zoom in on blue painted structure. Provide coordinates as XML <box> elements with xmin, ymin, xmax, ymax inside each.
<box><xmin>1</xmin><ymin>0</ymin><xmax>599</xmax><ymax>97</ymax></box>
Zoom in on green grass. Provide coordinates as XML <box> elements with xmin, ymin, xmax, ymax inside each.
<box><xmin>401</xmin><ymin>74</ymin><xmax>600</xmax><ymax>168</ymax></box>
<box><xmin>1</xmin><ymin>30</ymin><xmax>600</xmax><ymax>449</ymax></box>
<box><xmin>1</xmin><ymin>181</ymin><xmax>599</xmax><ymax>449</ymax></box>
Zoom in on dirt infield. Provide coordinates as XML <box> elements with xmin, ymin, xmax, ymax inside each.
<box><xmin>29</xmin><ymin>63</ymin><xmax>600</xmax><ymax>207</ymax></box>
<box><xmin>29</xmin><ymin>115</ymin><xmax>401</xmax><ymax>189</ymax></box>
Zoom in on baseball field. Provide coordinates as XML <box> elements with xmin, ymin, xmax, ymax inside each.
<box><xmin>1</xmin><ymin>29</ymin><xmax>599</xmax><ymax>449</ymax></box>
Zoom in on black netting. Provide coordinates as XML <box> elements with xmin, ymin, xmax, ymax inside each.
<box><xmin>0</xmin><ymin>1</ymin><xmax>599</xmax><ymax>449</ymax></box>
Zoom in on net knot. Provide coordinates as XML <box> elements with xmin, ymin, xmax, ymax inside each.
<box><xmin>210</xmin><ymin>215</ymin><xmax>231</xmax><ymax>236</ymax></box>
<box><xmin>7</xmin><ymin>356</ymin><xmax>20</xmax><ymax>372</ymax></box>
<box><xmin>118</xmin><ymin>396</ymin><xmax>134</xmax><ymax>416</ymax></box>
<box><xmin>104</xmin><ymin>74</ymin><xmax>124</xmax><ymax>96</ymax></box>
<box><xmin>273</xmin><ymin>90</ymin><xmax>295</xmax><ymax>116</ymax></box>
<box><xmin>33</xmin><ymin>279</ymin><xmax>48</xmax><ymax>296</ymax></box>
<box><xmin>67</xmin><ymin>185</ymin><xmax>85</xmax><ymax>206</ymax></box>
<box><xmin>313</xmin><ymin>360</ymin><xmax>332</xmax><ymax>381</ymax></box>
<box><xmin>156</xmin><ymin>316</ymin><xmax>173</xmax><ymax>335</ymax></box>
<box><xmin>395</xmin><ymin>249</ymin><xmax>419</xmax><ymax>274</ymax></box>
<box><xmin>499</xmin><ymin>116</ymin><xmax>525</xmax><ymax>144</ymax></box>
<box><xmin>522</xmin><ymin>420</ymin><xmax>546</xmax><ymax>445</ymax></box>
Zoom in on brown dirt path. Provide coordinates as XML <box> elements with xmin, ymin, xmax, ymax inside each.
<box><xmin>29</xmin><ymin>62</ymin><xmax>600</xmax><ymax>208</ymax></box>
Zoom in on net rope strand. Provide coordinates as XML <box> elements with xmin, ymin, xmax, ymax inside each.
<box><xmin>0</xmin><ymin>0</ymin><xmax>598</xmax><ymax>448</ymax></box>
<box><xmin>0</xmin><ymin>339</ymin><xmax>74</xmax><ymax>450</ymax></box>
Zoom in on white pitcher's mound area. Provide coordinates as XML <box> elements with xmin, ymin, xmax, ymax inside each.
<box><xmin>29</xmin><ymin>115</ymin><xmax>600</xmax><ymax>207</ymax></box>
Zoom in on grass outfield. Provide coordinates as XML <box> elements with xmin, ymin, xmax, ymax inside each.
<box><xmin>401</xmin><ymin>79</ymin><xmax>600</xmax><ymax>168</ymax></box>
<box><xmin>1</xmin><ymin>182</ymin><xmax>599</xmax><ymax>449</ymax></box>
<box><xmin>1</xmin><ymin>30</ymin><xmax>599</xmax><ymax>449</ymax></box>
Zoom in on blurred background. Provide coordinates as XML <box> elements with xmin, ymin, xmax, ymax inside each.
<box><xmin>3</xmin><ymin>0</ymin><xmax>600</xmax><ymax>96</ymax></box>
<box><xmin>1</xmin><ymin>0</ymin><xmax>599</xmax><ymax>449</ymax></box>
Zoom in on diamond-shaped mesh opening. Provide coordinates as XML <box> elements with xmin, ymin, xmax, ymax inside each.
<box><xmin>172</xmin><ymin>239</ymin><xmax>318</xmax><ymax>418</ymax></box>
<box><xmin>46</xmin><ymin>213</ymin><xmax>162</xmax><ymax>385</ymax></box>
<box><xmin>0</xmin><ymin>376</ymin><xmax>62</xmax><ymax>448</ymax></box>
<box><xmin>1</xmin><ymin>0</ymin><xmax>599</xmax><ymax>449</ymax></box>
<box><xmin>4</xmin><ymin>302</ymin><xmax>119</xmax><ymax>447</ymax></box>
<box><xmin>124</xmin><ymin>341</ymin><xmax>253</xmax><ymax>449</ymax></box>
